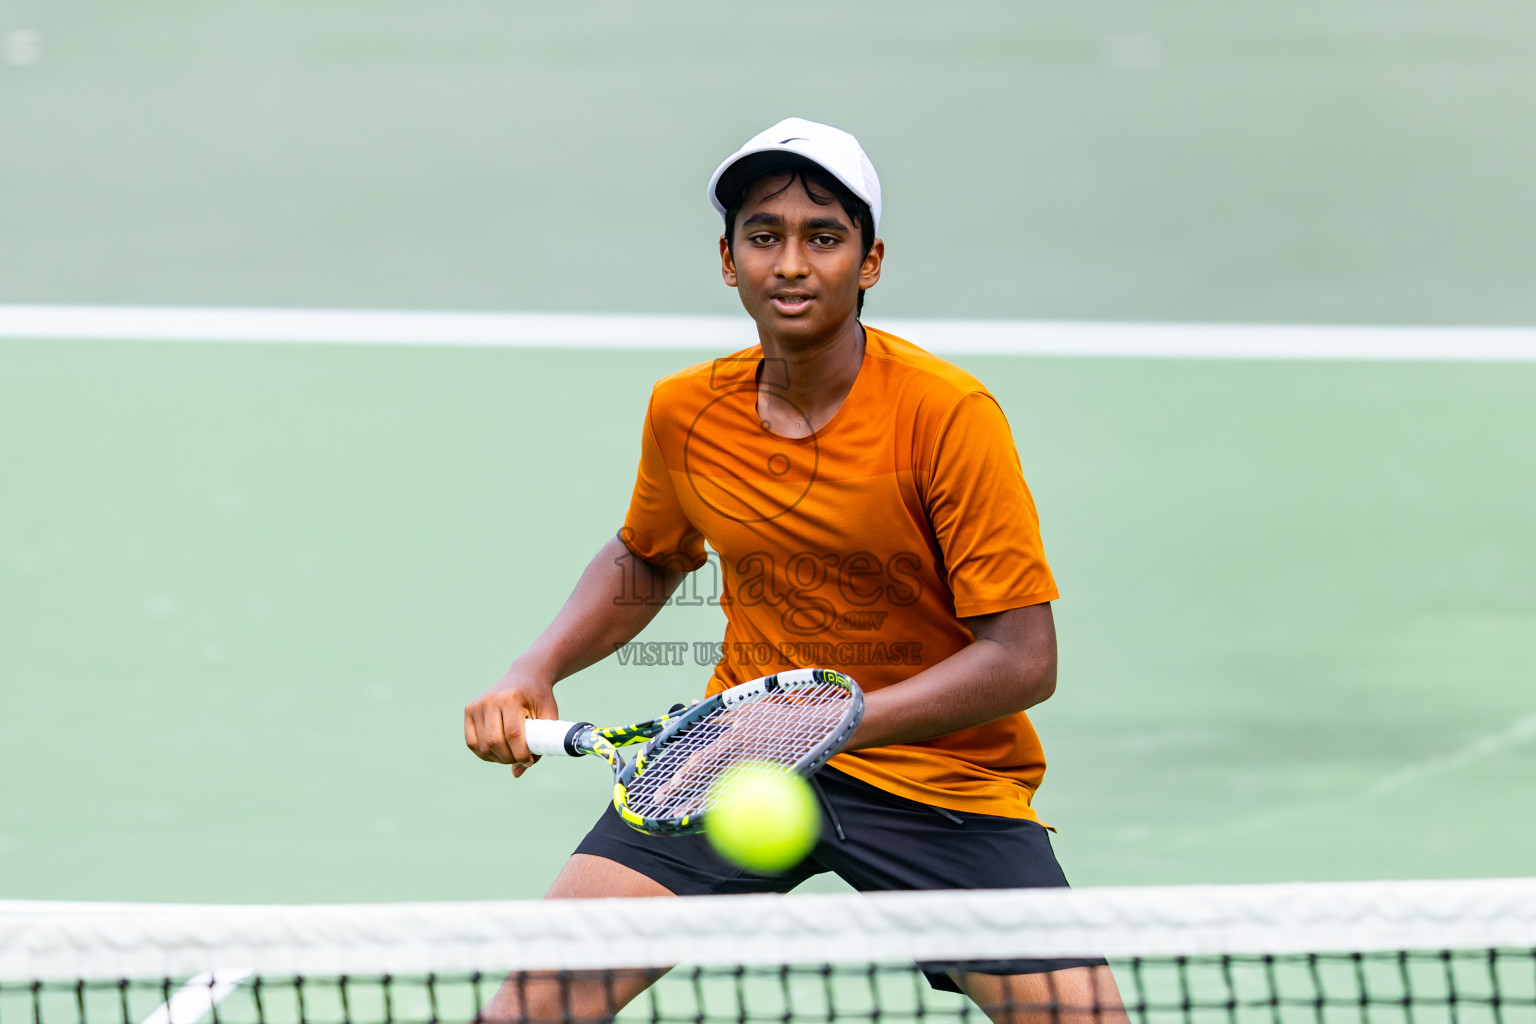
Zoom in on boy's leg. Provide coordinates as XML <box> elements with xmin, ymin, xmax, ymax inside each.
<box><xmin>478</xmin><ymin>854</ymin><xmax>675</xmax><ymax>1024</ymax></box>
<box><xmin>952</xmin><ymin>964</ymin><xmax>1127</xmax><ymax>1024</ymax></box>
<box><xmin>808</xmin><ymin>769</ymin><xmax>1129</xmax><ymax>1024</ymax></box>
<box><xmin>479</xmin><ymin>800</ymin><xmax>823</xmax><ymax>1024</ymax></box>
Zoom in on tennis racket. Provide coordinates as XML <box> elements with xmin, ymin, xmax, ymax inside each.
<box><xmin>523</xmin><ymin>667</ymin><xmax>863</xmax><ymax>836</ymax></box>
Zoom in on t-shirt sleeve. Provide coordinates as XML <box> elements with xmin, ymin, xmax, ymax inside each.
<box><xmin>924</xmin><ymin>391</ymin><xmax>1058</xmax><ymax>617</ymax></box>
<box><xmin>620</xmin><ymin>392</ymin><xmax>708</xmax><ymax>571</ymax></box>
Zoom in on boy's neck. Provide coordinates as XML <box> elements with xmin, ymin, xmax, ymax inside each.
<box><xmin>755</xmin><ymin>316</ymin><xmax>866</xmax><ymax>437</ymax></box>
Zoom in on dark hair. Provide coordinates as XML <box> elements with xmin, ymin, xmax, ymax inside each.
<box><xmin>720</xmin><ymin>153</ymin><xmax>876</xmax><ymax>317</ymax></box>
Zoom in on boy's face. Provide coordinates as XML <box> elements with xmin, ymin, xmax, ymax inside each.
<box><xmin>720</xmin><ymin>173</ymin><xmax>883</xmax><ymax>345</ymax></box>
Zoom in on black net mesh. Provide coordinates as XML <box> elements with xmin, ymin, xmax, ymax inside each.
<box><xmin>6</xmin><ymin>950</ymin><xmax>1535</xmax><ymax>1024</ymax></box>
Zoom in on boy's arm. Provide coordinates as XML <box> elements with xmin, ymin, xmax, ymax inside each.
<box><xmin>844</xmin><ymin>602</ymin><xmax>1057</xmax><ymax>750</ymax></box>
<box><xmin>464</xmin><ymin>535</ymin><xmax>684</xmax><ymax>776</ymax></box>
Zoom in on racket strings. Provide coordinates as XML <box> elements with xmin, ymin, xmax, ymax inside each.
<box><xmin>624</xmin><ymin>683</ymin><xmax>853</xmax><ymax>819</ymax></box>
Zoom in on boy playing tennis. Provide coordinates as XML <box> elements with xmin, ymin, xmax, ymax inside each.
<box><xmin>465</xmin><ymin>118</ymin><xmax>1126</xmax><ymax>1023</ymax></box>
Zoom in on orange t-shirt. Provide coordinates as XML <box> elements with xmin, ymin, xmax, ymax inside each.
<box><xmin>620</xmin><ymin>326</ymin><xmax>1059</xmax><ymax>820</ymax></box>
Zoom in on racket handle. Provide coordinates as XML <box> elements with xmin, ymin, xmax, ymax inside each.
<box><xmin>524</xmin><ymin>718</ymin><xmax>592</xmax><ymax>757</ymax></box>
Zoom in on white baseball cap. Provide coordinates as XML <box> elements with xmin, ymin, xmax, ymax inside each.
<box><xmin>708</xmin><ymin>117</ymin><xmax>882</xmax><ymax>234</ymax></box>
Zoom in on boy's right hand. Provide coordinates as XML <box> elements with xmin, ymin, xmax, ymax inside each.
<box><xmin>465</xmin><ymin>665</ymin><xmax>559</xmax><ymax>778</ymax></box>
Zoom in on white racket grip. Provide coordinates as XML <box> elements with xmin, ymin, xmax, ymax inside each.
<box><xmin>523</xmin><ymin>718</ymin><xmax>588</xmax><ymax>757</ymax></box>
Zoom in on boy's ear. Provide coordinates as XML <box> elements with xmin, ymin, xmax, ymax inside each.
<box><xmin>720</xmin><ymin>234</ymin><xmax>738</xmax><ymax>287</ymax></box>
<box><xmin>858</xmin><ymin>238</ymin><xmax>885</xmax><ymax>290</ymax></box>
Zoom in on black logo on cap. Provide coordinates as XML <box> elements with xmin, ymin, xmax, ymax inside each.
<box><xmin>779</xmin><ymin>137</ymin><xmax>806</xmax><ymax>144</ymax></box>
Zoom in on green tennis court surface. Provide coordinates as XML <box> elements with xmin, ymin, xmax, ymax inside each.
<box><xmin>3</xmin><ymin>0</ymin><xmax>1535</xmax><ymax>908</ymax></box>
<box><xmin>4</xmin><ymin>2</ymin><xmax>1536</xmax><ymax>324</ymax></box>
<box><xmin>2</xmin><ymin>337</ymin><xmax>1532</xmax><ymax>903</ymax></box>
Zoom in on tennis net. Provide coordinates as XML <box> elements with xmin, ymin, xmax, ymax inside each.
<box><xmin>4</xmin><ymin>879</ymin><xmax>1535</xmax><ymax>1024</ymax></box>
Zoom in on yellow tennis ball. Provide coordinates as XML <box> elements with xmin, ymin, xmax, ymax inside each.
<box><xmin>706</xmin><ymin>763</ymin><xmax>820</xmax><ymax>874</ymax></box>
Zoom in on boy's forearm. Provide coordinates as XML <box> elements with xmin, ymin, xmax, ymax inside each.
<box><xmin>516</xmin><ymin>535</ymin><xmax>684</xmax><ymax>683</ymax></box>
<box><xmin>844</xmin><ymin>603</ymin><xmax>1057</xmax><ymax>750</ymax></box>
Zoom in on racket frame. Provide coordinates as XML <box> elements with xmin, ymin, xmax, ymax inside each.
<box><xmin>530</xmin><ymin>667</ymin><xmax>863</xmax><ymax>836</ymax></box>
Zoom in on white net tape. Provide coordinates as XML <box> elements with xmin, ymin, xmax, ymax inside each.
<box><xmin>5</xmin><ymin>879</ymin><xmax>1536</xmax><ymax>982</ymax></box>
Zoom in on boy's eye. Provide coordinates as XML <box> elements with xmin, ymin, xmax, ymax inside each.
<box><xmin>748</xmin><ymin>232</ymin><xmax>777</xmax><ymax>245</ymax></box>
<box><xmin>812</xmin><ymin>234</ymin><xmax>840</xmax><ymax>246</ymax></box>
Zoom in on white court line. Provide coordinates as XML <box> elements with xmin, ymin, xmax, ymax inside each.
<box><xmin>1361</xmin><ymin>713</ymin><xmax>1536</xmax><ymax>800</ymax></box>
<box><xmin>137</xmin><ymin>969</ymin><xmax>250</xmax><ymax>1024</ymax></box>
<box><xmin>3</xmin><ymin>304</ymin><xmax>1536</xmax><ymax>360</ymax></box>
<box><xmin>1171</xmin><ymin>712</ymin><xmax>1536</xmax><ymax>847</ymax></box>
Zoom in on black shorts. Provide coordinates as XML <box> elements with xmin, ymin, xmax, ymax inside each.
<box><xmin>574</xmin><ymin>766</ymin><xmax>1103</xmax><ymax>992</ymax></box>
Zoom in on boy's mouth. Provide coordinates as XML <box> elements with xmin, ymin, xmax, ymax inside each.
<box><xmin>769</xmin><ymin>294</ymin><xmax>814</xmax><ymax>315</ymax></box>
